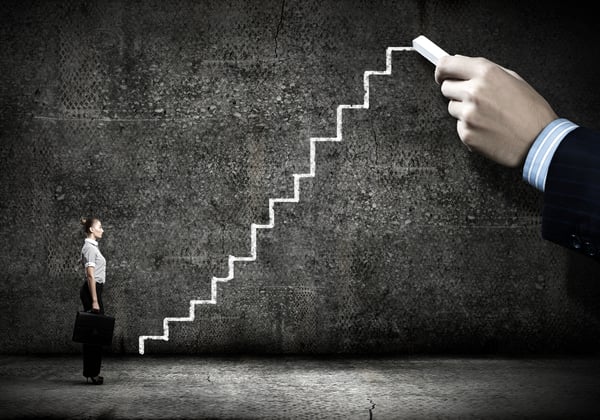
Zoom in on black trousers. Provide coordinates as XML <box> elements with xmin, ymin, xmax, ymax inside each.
<box><xmin>80</xmin><ymin>281</ymin><xmax>104</xmax><ymax>377</ymax></box>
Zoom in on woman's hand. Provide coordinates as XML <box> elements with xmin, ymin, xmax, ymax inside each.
<box><xmin>435</xmin><ymin>55</ymin><xmax>558</xmax><ymax>167</ymax></box>
<box><xmin>92</xmin><ymin>301</ymin><xmax>100</xmax><ymax>313</ymax></box>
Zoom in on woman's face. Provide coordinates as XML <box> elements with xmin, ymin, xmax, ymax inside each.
<box><xmin>90</xmin><ymin>220</ymin><xmax>104</xmax><ymax>240</ymax></box>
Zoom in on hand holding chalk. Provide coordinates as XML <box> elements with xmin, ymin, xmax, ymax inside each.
<box><xmin>416</xmin><ymin>35</ymin><xmax>558</xmax><ymax>168</ymax></box>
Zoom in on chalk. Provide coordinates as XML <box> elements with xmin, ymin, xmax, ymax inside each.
<box><xmin>412</xmin><ymin>35</ymin><xmax>449</xmax><ymax>66</ymax></box>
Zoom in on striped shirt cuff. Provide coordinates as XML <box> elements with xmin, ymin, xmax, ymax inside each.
<box><xmin>523</xmin><ymin>118</ymin><xmax>578</xmax><ymax>191</ymax></box>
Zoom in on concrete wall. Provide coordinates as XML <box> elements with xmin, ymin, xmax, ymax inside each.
<box><xmin>1</xmin><ymin>0</ymin><xmax>599</xmax><ymax>354</ymax></box>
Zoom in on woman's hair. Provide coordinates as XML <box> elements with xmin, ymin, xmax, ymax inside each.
<box><xmin>80</xmin><ymin>217</ymin><xmax>99</xmax><ymax>235</ymax></box>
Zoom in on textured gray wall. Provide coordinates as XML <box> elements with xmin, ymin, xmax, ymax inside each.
<box><xmin>1</xmin><ymin>0</ymin><xmax>599</xmax><ymax>354</ymax></box>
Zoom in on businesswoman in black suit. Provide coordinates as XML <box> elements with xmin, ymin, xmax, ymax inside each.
<box><xmin>79</xmin><ymin>217</ymin><xmax>107</xmax><ymax>384</ymax></box>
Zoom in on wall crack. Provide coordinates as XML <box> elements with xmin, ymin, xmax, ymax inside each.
<box><xmin>274</xmin><ymin>0</ymin><xmax>286</xmax><ymax>58</ymax></box>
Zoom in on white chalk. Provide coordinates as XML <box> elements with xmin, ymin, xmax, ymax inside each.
<box><xmin>412</xmin><ymin>35</ymin><xmax>449</xmax><ymax>66</ymax></box>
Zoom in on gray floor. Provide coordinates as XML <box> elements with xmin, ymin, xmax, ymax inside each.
<box><xmin>1</xmin><ymin>354</ymin><xmax>600</xmax><ymax>419</ymax></box>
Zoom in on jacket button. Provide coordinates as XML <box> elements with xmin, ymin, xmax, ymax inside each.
<box><xmin>583</xmin><ymin>241</ymin><xmax>597</xmax><ymax>257</ymax></box>
<box><xmin>570</xmin><ymin>234</ymin><xmax>582</xmax><ymax>249</ymax></box>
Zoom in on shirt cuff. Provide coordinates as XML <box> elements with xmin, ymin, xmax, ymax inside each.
<box><xmin>522</xmin><ymin>118</ymin><xmax>579</xmax><ymax>191</ymax></box>
<box><xmin>84</xmin><ymin>262</ymin><xmax>96</xmax><ymax>268</ymax></box>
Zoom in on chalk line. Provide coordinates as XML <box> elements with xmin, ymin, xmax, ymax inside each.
<box><xmin>138</xmin><ymin>46</ymin><xmax>415</xmax><ymax>355</ymax></box>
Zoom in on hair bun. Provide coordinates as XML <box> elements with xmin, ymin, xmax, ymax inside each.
<box><xmin>80</xmin><ymin>217</ymin><xmax>88</xmax><ymax>225</ymax></box>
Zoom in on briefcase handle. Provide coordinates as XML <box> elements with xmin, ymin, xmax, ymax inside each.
<box><xmin>85</xmin><ymin>309</ymin><xmax>101</xmax><ymax>314</ymax></box>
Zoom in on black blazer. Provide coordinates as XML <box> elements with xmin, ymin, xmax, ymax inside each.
<box><xmin>542</xmin><ymin>127</ymin><xmax>600</xmax><ymax>261</ymax></box>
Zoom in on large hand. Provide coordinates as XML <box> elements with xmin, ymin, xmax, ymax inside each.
<box><xmin>435</xmin><ymin>55</ymin><xmax>558</xmax><ymax>167</ymax></box>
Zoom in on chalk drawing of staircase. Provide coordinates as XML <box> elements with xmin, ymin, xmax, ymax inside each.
<box><xmin>138</xmin><ymin>46</ymin><xmax>415</xmax><ymax>355</ymax></box>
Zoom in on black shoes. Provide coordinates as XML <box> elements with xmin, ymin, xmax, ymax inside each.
<box><xmin>85</xmin><ymin>375</ymin><xmax>104</xmax><ymax>385</ymax></box>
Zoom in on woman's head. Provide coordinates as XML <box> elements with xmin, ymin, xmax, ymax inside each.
<box><xmin>80</xmin><ymin>217</ymin><xmax>103</xmax><ymax>240</ymax></box>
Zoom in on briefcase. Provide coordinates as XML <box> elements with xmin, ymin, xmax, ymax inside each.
<box><xmin>72</xmin><ymin>311</ymin><xmax>115</xmax><ymax>346</ymax></box>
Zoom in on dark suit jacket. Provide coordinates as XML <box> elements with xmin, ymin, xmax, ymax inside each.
<box><xmin>542</xmin><ymin>127</ymin><xmax>600</xmax><ymax>261</ymax></box>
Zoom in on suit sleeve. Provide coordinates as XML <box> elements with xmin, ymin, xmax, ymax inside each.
<box><xmin>542</xmin><ymin>127</ymin><xmax>600</xmax><ymax>261</ymax></box>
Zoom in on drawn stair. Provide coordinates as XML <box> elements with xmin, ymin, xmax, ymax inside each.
<box><xmin>138</xmin><ymin>44</ymin><xmax>422</xmax><ymax>355</ymax></box>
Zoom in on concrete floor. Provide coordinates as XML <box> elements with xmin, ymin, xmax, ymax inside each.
<box><xmin>1</xmin><ymin>354</ymin><xmax>600</xmax><ymax>419</ymax></box>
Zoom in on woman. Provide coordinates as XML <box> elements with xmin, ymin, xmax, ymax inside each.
<box><xmin>79</xmin><ymin>216</ymin><xmax>106</xmax><ymax>385</ymax></box>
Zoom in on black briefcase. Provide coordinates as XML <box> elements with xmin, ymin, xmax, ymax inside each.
<box><xmin>72</xmin><ymin>311</ymin><xmax>115</xmax><ymax>346</ymax></box>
